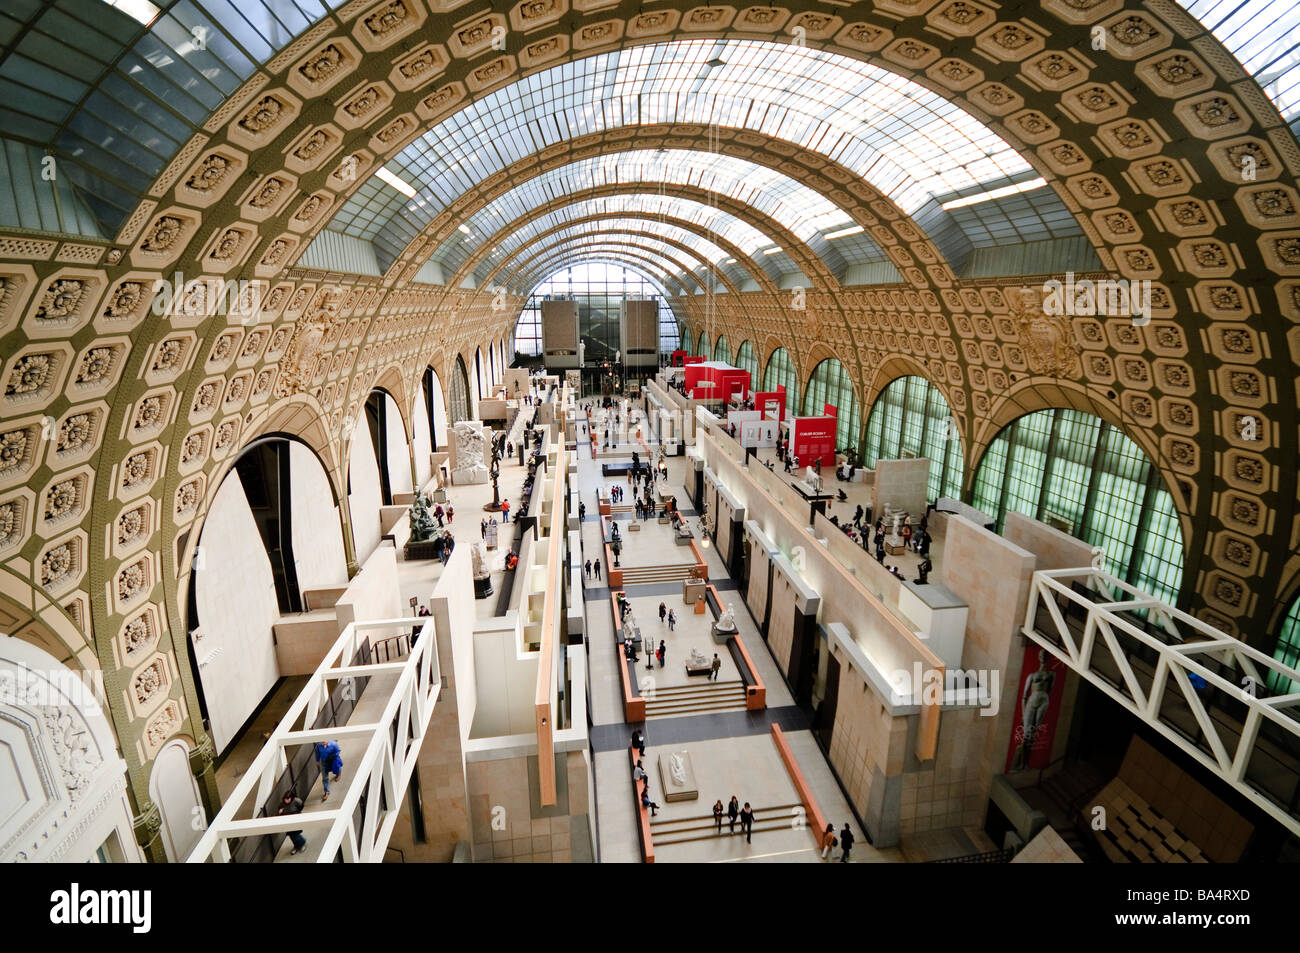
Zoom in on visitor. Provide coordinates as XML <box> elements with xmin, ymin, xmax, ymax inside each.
<box><xmin>446</xmin><ymin>504</ymin><xmax>454</xmax><ymax>524</ymax></box>
<box><xmin>740</xmin><ymin>802</ymin><xmax>754</xmax><ymax>843</ymax></box>
<box><xmin>659</xmin><ymin>602</ymin><xmax>667</xmax><ymax>624</ymax></box>
<box><xmin>633</xmin><ymin>759</ymin><xmax>646</xmax><ymax>784</ymax></box>
<box><xmin>657</xmin><ymin>640</ymin><xmax>666</xmax><ymax>669</ymax></box>
<box><xmin>640</xmin><ymin>787</ymin><xmax>660</xmax><ymax>817</ymax></box>
<box><xmin>667</xmin><ymin>609</ymin><xmax>676</xmax><ymax>631</ymax></box>
<box><xmin>594</xmin><ymin>558</ymin><xmax>601</xmax><ymax>580</ymax></box>
<box><xmin>633</xmin><ymin>730</ymin><xmax>646</xmax><ymax>758</ymax></box>
<box><xmin>710</xmin><ymin>653</ymin><xmax>721</xmax><ymax>681</ymax></box>
<box><xmin>840</xmin><ymin>823</ymin><xmax>855</xmax><ymax>862</ymax></box>
<box><xmin>820</xmin><ymin>823</ymin><xmax>836</xmax><ymax>860</ymax></box>
<box><xmin>579</xmin><ymin>501</ymin><xmax>586</xmax><ymax>520</ymax></box>
<box><xmin>713</xmin><ymin>799</ymin><xmax>725</xmax><ymax>834</ymax></box>
<box><xmin>315</xmin><ymin>740</ymin><xmax>343</xmax><ymax>802</ymax></box>
<box><xmin>501</xmin><ymin>498</ymin><xmax>510</xmax><ymax>522</ymax></box>
<box><xmin>278</xmin><ymin>791</ymin><xmax>307</xmax><ymax>855</ymax></box>
<box><xmin>853</xmin><ymin>505</ymin><xmax>864</xmax><ymax>528</ymax></box>
<box><xmin>480</xmin><ymin>519</ymin><xmax>487</xmax><ymax>539</ymax></box>
<box><xmin>434</xmin><ymin>504</ymin><xmax>445</xmax><ymax>527</ymax></box>
<box><xmin>727</xmin><ymin>795</ymin><xmax>740</xmax><ymax>834</ymax></box>
<box><xmin>901</xmin><ymin>523</ymin><xmax>912</xmax><ymax>548</ymax></box>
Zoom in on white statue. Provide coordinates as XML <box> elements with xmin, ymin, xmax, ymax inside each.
<box><xmin>451</xmin><ymin>421</ymin><xmax>490</xmax><ymax>485</ymax></box>
<box><xmin>670</xmin><ymin>752</ymin><xmax>687</xmax><ymax>786</ymax></box>
<box><xmin>716</xmin><ymin>603</ymin><xmax>737</xmax><ymax>631</ymax></box>
<box><xmin>471</xmin><ymin>542</ymin><xmax>489</xmax><ymax>580</ymax></box>
<box><xmin>687</xmin><ymin>647</ymin><xmax>709</xmax><ymax>668</ymax></box>
<box><xmin>892</xmin><ymin>512</ymin><xmax>902</xmax><ymax>536</ymax></box>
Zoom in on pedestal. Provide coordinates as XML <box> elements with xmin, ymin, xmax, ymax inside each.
<box><xmin>473</xmin><ymin>575</ymin><xmax>493</xmax><ymax>599</ymax></box>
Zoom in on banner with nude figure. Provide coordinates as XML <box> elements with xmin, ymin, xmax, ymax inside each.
<box><xmin>1004</xmin><ymin>645</ymin><xmax>1067</xmax><ymax>772</ymax></box>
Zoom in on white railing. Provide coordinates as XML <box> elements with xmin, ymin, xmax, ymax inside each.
<box><xmin>187</xmin><ymin>616</ymin><xmax>441</xmax><ymax>863</ymax></box>
<box><xmin>1023</xmin><ymin>567</ymin><xmax>1300</xmax><ymax>837</ymax></box>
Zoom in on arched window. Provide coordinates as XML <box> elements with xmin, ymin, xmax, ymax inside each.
<box><xmin>713</xmin><ymin>334</ymin><xmax>731</xmax><ymax>364</ymax></box>
<box><xmin>474</xmin><ymin>347</ymin><xmax>485</xmax><ymax>399</ymax></box>
<box><xmin>971</xmin><ymin>408</ymin><xmax>1185</xmax><ymax>605</ymax></box>
<box><xmin>449</xmin><ymin>355</ymin><xmax>471</xmax><ymax>423</ymax></box>
<box><xmin>762</xmin><ymin>347</ymin><xmax>799</xmax><ymax>405</ymax></box>
<box><xmin>863</xmin><ymin>375</ymin><xmax>964</xmax><ymax>500</ymax></box>
<box><xmin>696</xmin><ymin>330</ymin><xmax>707</xmax><ymax>356</ymax></box>
<box><xmin>734</xmin><ymin>340</ymin><xmax>757</xmax><ymax>379</ymax></box>
<box><xmin>802</xmin><ymin>358</ymin><xmax>861</xmax><ymax>456</ymax></box>
<box><xmin>1269</xmin><ymin>597</ymin><xmax>1300</xmax><ymax>693</ymax></box>
<box><xmin>660</xmin><ymin>315</ymin><xmax>682</xmax><ymax>353</ymax></box>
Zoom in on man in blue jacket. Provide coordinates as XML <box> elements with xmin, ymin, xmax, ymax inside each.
<box><xmin>315</xmin><ymin>740</ymin><xmax>344</xmax><ymax>801</ymax></box>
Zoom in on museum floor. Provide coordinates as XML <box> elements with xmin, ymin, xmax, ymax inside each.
<box><xmin>574</xmin><ymin>415</ymin><xmax>996</xmax><ymax>864</ymax></box>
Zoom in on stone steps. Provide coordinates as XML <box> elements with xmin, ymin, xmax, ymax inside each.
<box><xmin>649</xmin><ymin>804</ymin><xmax>806</xmax><ymax>845</ymax></box>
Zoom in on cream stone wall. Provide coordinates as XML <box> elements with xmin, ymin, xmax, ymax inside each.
<box><xmin>193</xmin><ymin>472</ymin><xmax>280</xmax><ymax>753</ymax></box>
<box><xmin>289</xmin><ymin>440</ymin><xmax>347</xmax><ymax>594</ymax></box>
<box><xmin>348</xmin><ymin>429</ymin><xmax>383</xmax><ymax>564</ymax></box>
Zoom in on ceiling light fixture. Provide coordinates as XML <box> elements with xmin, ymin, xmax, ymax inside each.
<box><xmin>374</xmin><ymin>167</ymin><xmax>417</xmax><ymax>198</ymax></box>
<box><xmin>941</xmin><ymin>177</ymin><xmax>1049</xmax><ymax>210</ymax></box>
<box><xmin>824</xmin><ymin>224</ymin><xmax>864</xmax><ymax>240</ymax></box>
<box><xmin>762</xmin><ymin>247</ymin><xmax>782</xmax><ymax>256</ymax></box>
<box><xmin>458</xmin><ymin>224</ymin><xmax>472</xmax><ymax>235</ymax></box>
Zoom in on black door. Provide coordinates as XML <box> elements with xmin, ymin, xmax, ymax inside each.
<box><xmin>816</xmin><ymin>652</ymin><xmax>840</xmax><ymax>751</ymax></box>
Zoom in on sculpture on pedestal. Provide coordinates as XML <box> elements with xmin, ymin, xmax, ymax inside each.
<box><xmin>471</xmin><ymin>541</ymin><xmax>493</xmax><ymax>599</ymax></box>
<box><xmin>409</xmin><ymin>497</ymin><xmax>437</xmax><ymax>541</ymax></box>
<box><xmin>451</xmin><ymin>421</ymin><xmax>490</xmax><ymax>485</ymax></box>
<box><xmin>716</xmin><ymin>602</ymin><xmax>737</xmax><ymax>632</ymax></box>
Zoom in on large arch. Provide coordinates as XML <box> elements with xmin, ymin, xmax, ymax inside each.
<box><xmin>802</xmin><ymin>357</ymin><xmax>863</xmax><ymax>456</ymax></box>
<box><xmin>862</xmin><ymin>373</ymin><xmax>966</xmax><ymax>502</ymax></box>
<box><xmin>970</xmin><ymin>406</ymin><xmax>1187</xmax><ymax>606</ymax></box>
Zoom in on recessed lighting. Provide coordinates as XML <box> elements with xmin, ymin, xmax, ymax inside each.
<box><xmin>101</xmin><ymin>0</ymin><xmax>161</xmax><ymax>26</ymax></box>
<box><xmin>824</xmin><ymin>225</ymin><xmax>864</xmax><ymax>240</ymax></box>
<box><xmin>374</xmin><ymin>167</ymin><xmax>417</xmax><ymax>198</ymax></box>
<box><xmin>458</xmin><ymin>224</ymin><xmax>472</xmax><ymax>235</ymax></box>
<box><xmin>941</xmin><ymin>177</ymin><xmax>1049</xmax><ymax>210</ymax></box>
<box><xmin>762</xmin><ymin>247</ymin><xmax>782</xmax><ymax>256</ymax></box>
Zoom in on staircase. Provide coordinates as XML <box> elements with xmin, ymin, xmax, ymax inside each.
<box><xmin>643</xmin><ymin>678</ymin><xmax>748</xmax><ymax>718</ymax></box>
<box><xmin>608</xmin><ymin>503</ymin><xmax>636</xmax><ymax>514</ymax></box>
<box><xmin>650</xmin><ymin>803</ymin><xmax>804</xmax><ymax>845</ymax></box>
<box><xmin>1021</xmin><ymin>761</ymin><xmax>1109</xmax><ymax>861</ymax></box>
<box><xmin>618</xmin><ymin>563</ymin><xmax>699</xmax><ymax>585</ymax></box>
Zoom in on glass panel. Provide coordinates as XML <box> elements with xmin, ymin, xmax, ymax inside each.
<box><xmin>861</xmin><ymin>375</ymin><xmax>964</xmax><ymax>499</ymax></box>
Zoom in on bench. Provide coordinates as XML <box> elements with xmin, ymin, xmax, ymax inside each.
<box><xmin>601</xmin><ymin>462</ymin><xmax>637</xmax><ymax>477</ymax></box>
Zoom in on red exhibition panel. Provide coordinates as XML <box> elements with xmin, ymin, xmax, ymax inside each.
<box><xmin>790</xmin><ymin>416</ymin><xmax>836</xmax><ymax>466</ymax></box>
<box><xmin>753</xmin><ymin>385</ymin><xmax>786</xmax><ymax>422</ymax></box>
<box><xmin>683</xmin><ymin>363</ymin><xmax>750</xmax><ymax>402</ymax></box>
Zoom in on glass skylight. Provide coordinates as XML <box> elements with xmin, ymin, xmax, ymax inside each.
<box><xmin>328</xmin><ymin>37</ymin><xmax>1043</xmax><ymax>269</ymax></box>
<box><xmin>1177</xmin><ymin>0</ymin><xmax>1300</xmax><ymax>124</ymax></box>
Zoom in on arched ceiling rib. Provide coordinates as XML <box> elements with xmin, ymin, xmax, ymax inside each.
<box><xmin>474</xmin><ymin>209</ymin><xmax>781</xmax><ymax>295</ymax></box>
<box><xmin>504</xmin><ymin>228</ymin><xmax>743</xmax><ymax>297</ymax></box>
<box><xmin>415</xmin><ymin>149</ymin><xmax>868</xmax><ymax>279</ymax></box>
<box><xmin>467</xmin><ymin>196</ymin><xmax>784</xmax><ymax>288</ymax></box>
<box><xmin>524</xmin><ymin>248</ymin><xmax>694</xmax><ymax>298</ymax></box>
<box><xmin>433</xmin><ymin>180</ymin><xmax>823</xmax><ymax>293</ymax></box>
<box><xmin>479</xmin><ymin>217</ymin><xmax>753</xmax><ymax>294</ymax></box>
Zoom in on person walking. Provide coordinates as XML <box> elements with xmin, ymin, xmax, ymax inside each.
<box><xmin>713</xmin><ymin>799</ymin><xmax>724</xmax><ymax>834</ymax></box>
<box><xmin>840</xmin><ymin>823</ymin><xmax>855</xmax><ymax>862</ymax></box>
<box><xmin>594</xmin><ymin>558</ymin><xmax>601</xmax><ymax>580</ymax></box>
<box><xmin>740</xmin><ymin>802</ymin><xmax>754</xmax><ymax>843</ymax></box>
<box><xmin>446</xmin><ymin>504</ymin><xmax>454</xmax><ymax>524</ymax></box>
<box><xmin>585</xmin><ymin>559</ymin><xmax>592</xmax><ymax>579</ymax></box>
<box><xmin>480</xmin><ymin>519</ymin><xmax>487</xmax><ymax>539</ymax></box>
<box><xmin>727</xmin><ymin>795</ymin><xmax>740</xmax><ymax>834</ymax></box>
<box><xmin>314</xmin><ymin>740</ymin><xmax>343</xmax><ymax>801</ymax></box>
<box><xmin>667</xmin><ymin>609</ymin><xmax>676</xmax><ymax>631</ymax></box>
<box><xmin>501</xmin><ymin>499</ymin><xmax>510</xmax><ymax>523</ymax></box>
<box><xmin>820</xmin><ymin>823</ymin><xmax>836</xmax><ymax>860</ymax></box>
<box><xmin>278</xmin><ymin>791</ymin><xmax>307</xmax><ymax>855</ymax></box>
<box><xmin>657</xmin><ymin>640</ymin><xmax>666</xmax><ymax>669</ymax></box>
<box><xmin>710</xmin><ymin>653</ymin><xmax>721</xmax><ymax>681</ymax></box>
<box><xmin>659</xmin><ymin>602</ymin><xmax>667</xmax><ymax>624</ymax></box>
